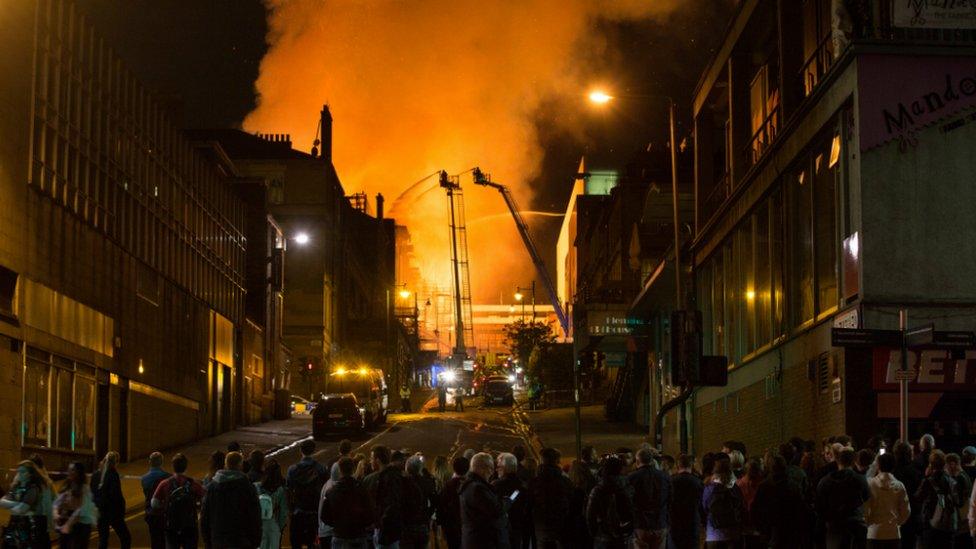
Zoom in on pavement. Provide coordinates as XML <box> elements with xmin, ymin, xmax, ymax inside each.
<box><xmin>520</xmin><ymin>400</ymin><xmax>649</xmax><ymax>463</ymax></box>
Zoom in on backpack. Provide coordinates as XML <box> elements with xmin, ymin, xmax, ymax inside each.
<box><xmin>257</xmin><ymin>485</ymin><xmax>275</xmax><ymax>521</ymax></box>
<box><xmin>927</xmin><ymin>476</ymin><xmax>958</xmax><ymax>531</ymax></box>
<box><xmin>290</xmin><ymin>464</ymin><xmax>323</xmax><ymax>513</ymax></box>
<box><xmin>708</xmin><ymin>484</ymin><xmax>743</xmax><ymax>530</ymax></box>
<box><xmin>164</xmin><ymin>477</ymin><xmax>198</xmax><ymax>532</ymax></box>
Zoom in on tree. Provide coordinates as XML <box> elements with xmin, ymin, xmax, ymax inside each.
<box><xmin>503</xmin><ymin>319</ymin><xmax>556</xmax><ymax>378</ymax></box>
<box><xmin>528</xmin><ymin>343</ymin><xmax>573</xmax><ymax>390</ymax></box>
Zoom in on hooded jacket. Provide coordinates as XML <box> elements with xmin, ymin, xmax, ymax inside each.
<box><xmin>460</xmin><ymin>472</ymin><xmax>507</xmax><ymax>549</ymax></box>
<box><xmin>863</xmin><ymin>472</ymin><xmax>910</xmax><ymax>540</ymax></box>
<box><xmin>321</xmin><ymin>477</ymin><xmax>375</xmax><ymax>540</ymax></box>
<box><xmin>815</xmin><ymin>467</ymin><xmax>871</xmax><ymax>528</ymax></box>
<box><xmin>200</xmin><ymin>469</ymin><xmax>262</xmax><ymax>549</ymax></box>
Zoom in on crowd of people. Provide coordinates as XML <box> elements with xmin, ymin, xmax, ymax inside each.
<box><xmin>0</xmin><ymin>434</ymin><xmax>974</xmax><ymax>549</ymax></box>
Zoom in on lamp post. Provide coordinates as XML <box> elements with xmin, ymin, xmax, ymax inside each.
<box><xmin>514</xmin><ymin>282</ymin><xmax>535</xmax><ymax>322</ymax></box>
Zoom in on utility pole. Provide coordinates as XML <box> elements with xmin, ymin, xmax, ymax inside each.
<box><xmin>899</xmin><ymin>309</ymin><xmax>909</xmax><ymax>442</ymax></box>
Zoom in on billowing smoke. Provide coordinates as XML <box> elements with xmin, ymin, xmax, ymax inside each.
<box><xmin>244</xmin><ymin>0</ymin><xmax>682</xmax><ymax>299</ymax></box>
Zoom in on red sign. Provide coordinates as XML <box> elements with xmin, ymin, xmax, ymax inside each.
<box><xmin>872</xmin><ymin>349</ymin><xmax>976</xmax><ymax>391</ymax></box>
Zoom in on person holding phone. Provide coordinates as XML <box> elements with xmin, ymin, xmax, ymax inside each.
<box><xmin>493</xmin><ymin>453</ymin><xmax>529</xmax><ymax>549</ymax></box>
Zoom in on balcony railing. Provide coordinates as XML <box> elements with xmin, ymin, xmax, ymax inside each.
<box><xmin>801</xmin><ymin>34</ymin><xmax>834</xmax><ymax>97</ymax></box>
<box><xmin>748</xmin><ymin>105</ymin><xmax>780</xmax><ymax>167</ymax></box>
<box><xmin>700</xmin><ymin>171</ymin><xmax>731</xmax><ymax>228</ymax></box>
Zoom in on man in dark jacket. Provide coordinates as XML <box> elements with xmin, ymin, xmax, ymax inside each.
<box><xmin>460</xmin><ymin>452</ymin><xmax>507</xmax><ymax>548</ymax></box>
<box><xmin>586</xmin><ymin>456</ymin><xmax>633</xmax><ymax>549</ymax></box>
<box><xmin>915</xmin><ymin>449</ymin><xmax>961</xmax><ymax>548</ymax></box>
<box><xmin>140</xmin><ymin>452</ymin><xmax>171</xmax><ymax>549</ymax></box>
<box><xmin>286</xmin><ymin>440</ymin><xmax>328</xmax><ymax>549</ymax></box>
<box><xmin>528</xmin><ymin>447</ymin><xmax>572</xmax><ymax>548</ymax></box>
<box><xmin>364</xmin><ymin>445</ymin><xmax>406</xmax><ymax>548</ymax></box>
<box><xmin>892</xmin><ymin>440</ymin><xmax>923</xmax><ymax>549</ymax></box>
<box><xmin>627</xmin><ymin>448</ymin><xmax>670</xmax><ymax>549</ymax></box>
<box><xmin>493</xmin><ymin>452</ymin><xmax>529</xmax><ymax>549</ymax></box>
<box><xmin>815</xmin><ymin>447</ymin><xmax>871</xmax><ymax>549</ymax></box>
<box><xmin>200</xmin><ymin>452</ymin><xmax>262</xmax><ymax>549</ymax></box>
<box><xmin>438</xmin><ymin>457</ymin><xmax>469</xmax><ymax>549</ymax></box>
<box><xmin>668</xmin><ymin>454</ymin><xmax>703</xmax><ymax>549</ymax></box>
<box><xmin>754</xmin><ymin>453</ymin><xmax>812</xmax><ymax>548</ymax></box>
<box><xmin>403</xmin><ymin>454</ymin><xmax>436</xmax><ymax>549</ymax></box>
<box><xmin>321</xmin><ymin>457</ymin><xmax>375</xmax><ymax>546</ymax></box>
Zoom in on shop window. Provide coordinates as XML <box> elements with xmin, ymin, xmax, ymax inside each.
<box><xmin>814</xmin><ymin>134</ymin><xmax>839</xmax><ymax>314</ymax></box>
<box><xmin>74</xmin><ymin>376</ymin><xmax>95</xmax><ymax>451</ymax></box>
<box><xmin>24</xmin><ymin>358</ymin><xmax>49</xmax><ymax>447</ymax></box>
<box><xmin>23</xmin><ymin>348</ymin><xmax>96</xmax><ymax>451</ymax></box>
<box><xmin>54</xmin><ymin>368</ymin><xmax>73</xmax><ymax>450</ymax></box>
<box><xmin>790</xmin><ymin>166</ymin><xmax>815</xmax><ymax>325</ymax></box>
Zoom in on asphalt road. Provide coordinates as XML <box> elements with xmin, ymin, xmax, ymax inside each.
<box><xmin>104</xmin><ymin>402</ymin><xmax>530</xmax><ymax>548</ymax></box>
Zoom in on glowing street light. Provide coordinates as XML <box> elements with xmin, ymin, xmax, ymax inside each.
<box><xmin>588</xmin><ymin>90</ymin><xmax>613</xmax><ymax>104</ymax></box>
<box><xmin>293</xmin><ymin>232</ymin><xmax>310</xmax><ymax>245</ymax></box>
<box><xmin>399</xmin><ymin>289</ymin><xmax>411</xmax><ymax>299</ymax></box>
<box><xmin>514</xmin><ymin>291</ymin><xmax>524</xmax><ymax>302</ymax></box>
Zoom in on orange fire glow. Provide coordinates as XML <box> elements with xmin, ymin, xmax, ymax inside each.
<box><xmin>244</xmin><ymin>1</ymin><xmax>681</xmax><ymax>298</ymax></box>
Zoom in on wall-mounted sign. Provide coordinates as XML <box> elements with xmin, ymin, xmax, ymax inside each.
<box><xmin>873</xmin><ymin>349</ymin><xmax>976</xmax><ymax>391</ymax></box>
<box><xmin>893</xmin><ymin>2</ymin><xmax>976</xmax><ymax>30</ymax></box>
<box><xmin>858</xmin><ymin>55</ymin><xmax>976</xmax><ymax>151</ymax></box>
<box><xmin>587</xmin><ymin>311</ymin><xmax>648</xmax><ymax>336</ymax></box>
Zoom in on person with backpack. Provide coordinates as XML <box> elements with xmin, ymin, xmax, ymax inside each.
<box><xmin>255</xmin><ymin>459</ymin><xmax>288</xmax><ymax>549</ymax></box>
<box><xmin>1</xmin><ymin>459</ymin><xmax>54</xmax><ymax>548</ymax></box>
<box><xmin>815</xmin><ymin>447</ymin><xmax>871</xmax><ymax>549</ymax></box>
<box><xmin>585</xmin><ymin>455</ymin><xmax>633</xmax><ymax>549</ymax></box>
<box><xmin>321</xmin><ymin>457</ymin><xmax>376</xmax><ymax>548</ymax></box>
<box><xmin>200</xmin><ymin>451</ymin><xmax>262</xmax><ymax>549</ymax></box>
<box><xmin>863</xmin><ymin>451</ymin><xmax>910</xmax><ymax>548</ymax></box>
<box><xmin>627</xmin><ymin>447</ymin><xmax>671</xmax><ymax>549</ymax></box>
<box><xmin>701</xmin><ymin>455</ymin><xmax>744</xmax><ymax>548</ymax></box>
<box><xmin>142</xmin><ymin>452</ymin><xmax>172</xmax><ymax>549</ymax></box>
<box><xmin>151</xmin><ymin>453</ymin><xmax>205</xmax><ymax>549</ymax></box>
<box><xmin>91</xmin><ymin>451</ymin><xmax>131</xmax><ymax>549</ymax></box>
<box><xmin>529</xmin><ymin>447</ymin><xmax>573</xmax><ymax>548</ymax></box>
<box><xmin>286</xmin><ymin>440</ymin><xmax>328</xmax><ymax>549</ymax></box>
<box><xmin>915</xmin><ymin>449</ymin><xmax>961</xmax><ymax>548</ymax></box>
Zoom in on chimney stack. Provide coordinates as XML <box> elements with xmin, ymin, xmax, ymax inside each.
<box><xmin>376</xmin><ymin>193</ymin><xmax>385</xmax><ymax>220</ymax></box>
<box><xmin>320</xmin><ymin>105</ymin><xmax>333</xmax><ymax>164</ymax></box>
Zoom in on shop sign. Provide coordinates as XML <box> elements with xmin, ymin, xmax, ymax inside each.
<box><xmin>587</xmin><ymin>311</ymin><xmax>648</xmax><ymax>336</ymax></box>
<box><xmin>893</xmin><ymin>2</ymin><xmax>976</xmax><ymax>30</ymax></box>
<box><xmin>858</xmin><ymin>55</ymin><xmax>976</xmax><ymax>151</ymax></box>
<box><xmin>872</xmin><ymin>348</ymin><xmax>976</xmax><ymax>390</ymax></box>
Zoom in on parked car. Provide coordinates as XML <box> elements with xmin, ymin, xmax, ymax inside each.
<box><xmin>312</xmin><ymin>393</ymin><xmax>365</xmax><ymax>439</ymax></box>
<box><xmin>483</xmin><ymin>375</ymin><xmax>514</xmax><ymax>406</ymax></box>
<box><xmin>324</xmin><ymin>366</ymin><xmax>388</xmax><ymax>427</ymax></box>
<box><xmin>290</xmin><ymin>394</ymin><xmax>315</xmax><ymax>415</ymax></box>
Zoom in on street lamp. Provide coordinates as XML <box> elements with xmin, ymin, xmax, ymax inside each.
<box><xmin>399</xmin><ymin>289</ymin><xmax>412</xmax><ymax>300</ymax></box>
<box><xmin>514</xmin><ymin>282</ymin><xmax>536</xmax><ymax>322</ymax></box>
<box><xmin>293</xmin><ymin>232</ymin><xmax>311</xmax><ymax>245</ymax></box>
<box><xmin>588</xmin><ymin>90</ymin><xmax>613</xmax><ymax>104</ymax></box>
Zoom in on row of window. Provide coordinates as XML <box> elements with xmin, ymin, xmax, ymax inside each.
<box><xmin>696</xmin><ymin>119</ymin><xmax>844</xmax><ymax>365</ymax></box>
<box><xmin>23</xmin><ymin>347</ymin><xmax>96</xmax><ymax>452</ymax></box>
<box><xmin>29</xmin><ymin>0</ymin><xmax>245</xmax><ymax>319</ymax></box>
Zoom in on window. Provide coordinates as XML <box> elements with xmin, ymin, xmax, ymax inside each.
<box><xmin>24</xmin><ymin>357</ymin><xmax>49</xmax><ymax>447</ymax></box>
<box><xmin>736</xmin><ymin>221</ymin><xmax>755</xmax><ymax>356</ymax></box>
<box><xmin>74</xmin><ymin>376</ymin><xmax>95</xmax><ymax>451</ymax></box>
<box><xmin>770</xmin><ymin>190</ymin><xmax>786</xmax><ymax>337</ymax></box>
<box><xmin>54</xmin><ymin>366</ymin><xmax>73</xmax><ymax>450</ymax></box>
<box><xmin>722</xmin><ymin>243</ymin><xmax>736</xmax><ymax>362</ymax></box>
<box><xmin>790</xmin><ymin>166</ymin><xmax>815</xmax><ymax>325</ymax></box>
<box><xmin>755</xmin><ymin>205</ymin><xmax>771</xmax><ymax>347</ymax></box>
<box><xmin>814</xmin><ymin>135</ymin><xmax>839</xmax><ymax>313</ymax></box>
<box><xmin>0</xmin><ymin>266</ymin><xmax>17</xmax><ymax>316</ymax></box>
<box><xmin>801</xmin><ymin>0</ymin><xmax>834</xmax><ymax>96</ymax></box>
<box><xmin>713</xmin><ymin>251</ymin><xmax>725</xmax><ymax>357</ymax></box>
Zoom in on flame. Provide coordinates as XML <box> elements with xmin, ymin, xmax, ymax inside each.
<box><xmin>245</xmin><ymin>0</ymin><xmax>682</xmax><ymax>298</ymax></box>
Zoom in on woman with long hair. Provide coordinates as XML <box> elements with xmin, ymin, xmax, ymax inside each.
<box><xmin>0</xmin><ymin>459</ymin><xmax>53</xmax><ymax>548</ymax></box>
<box><xmin>736</xmin><ymin>457</ymin><xmax>765</xmax><ymax>549</ymax></box>
<box><xmin>203</xmin><ymin>450</ymin><xmax>225</xmax><ymax>490</ymax></box>
<box><xmin>255</xmin><ymin>459</ymin><xmax>288</xmax><ymax>549</ymax></box>
<box><xmin>54</xmin><ymin>462</ymin><xmax>97</xmax><ymax>549</ymax></box>
<box><xmin>431</xmin><ymin>455</ymin><xmax>452</xmax><ymax>493</ymax></box>
<box><xmin>91</xmin><ymin>451</ymin><xmax>130</xmax><ymax>549</ymax></box>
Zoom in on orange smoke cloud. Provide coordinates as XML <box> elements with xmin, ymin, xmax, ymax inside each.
<box><xmin>244</xmin><ymin>0</ymin><xmax>680</xmax><ymax>299</ymax></box>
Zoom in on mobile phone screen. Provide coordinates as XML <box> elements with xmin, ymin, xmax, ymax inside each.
<box><xmin>509</xmin><ymin>490</ymin><xmax>520</xmax><ymax>501</ymax></box>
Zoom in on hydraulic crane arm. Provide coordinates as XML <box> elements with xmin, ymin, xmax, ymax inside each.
<box><xmin>472</xmin><ymin>168</ymin><xmax>570</xmax><ymax>337</ymax></box>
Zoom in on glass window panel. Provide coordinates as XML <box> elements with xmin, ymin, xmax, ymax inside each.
<box><xmin>74</xmin><ymin>376</ymin><xmax>95</xmax><ymax>451</ymax></box>
<box><xmin>24</xmin><ymin>360</ymin><xmax>50</xmax><ymax>447</ymax></box>
<box><xmin>55</xmin><ymin>368</ymin><xmax>73</xmax><ymax>450</ymax></box>
<box><xmin>771</xmin><ymin>190</ymin><xmax>786</xmax><ymax>337</ymax></box>
<box><xmin>713</xmin><ymin>251</ymin><xmax>724</xmax><ymax>356</ymax></box>
<box><xmin>723</xmin><ymin>243</ymin><xmax>737</xmax><ymax>363</ymax></box>
<box><xmin>756</xmin><ymin>204</ymin><xmax>771</xmax><ymax>347</ymax></box>
<box><xmin>698</xmin><ymin>264</ymin><xmax>713</xmax><ymax>356</ymax></box>
<box><xmin>791</xmin><ymin>166</ymin><xmax>815</xmax><ymax>325</ymax></box>
<box><xmin>815</xmin><ymin>136</ymin><xmax>839</xmax><ymax>313</ymax></box>
<box><xmin>737</xmin><ymin>222</ymin><xmax>755</xmax><ymax>355</ymax></box>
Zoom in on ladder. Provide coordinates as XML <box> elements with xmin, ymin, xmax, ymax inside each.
<box><xmin>439</xmin><ymin>172</ymin><xmax>476</xmax><ymax>356</ymax></box>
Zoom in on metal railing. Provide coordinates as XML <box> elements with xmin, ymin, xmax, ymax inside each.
<box><xmin>749</xmin><ymin>105</ymin><xmax>780</xmax><ymax>166</ymax></box>
<box><xmin>700</xmin><ymin>171</ymin><xmax>731</xmax><ymax>228</ymax></box>
<box><xmin>801</xmin><ymin>34</ymin><xmax>834</xmax><ymax>97</ymax></box>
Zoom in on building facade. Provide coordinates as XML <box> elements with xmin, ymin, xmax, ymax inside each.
<box><xmin>687</xmin><ymin>0</ymin><xmax>976</xmax><ymax>454</ymax></box>
<box><xmin>0</xmin><ymin>0</ymin><xmax>254</xmax><ymax>468</ymax></box>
